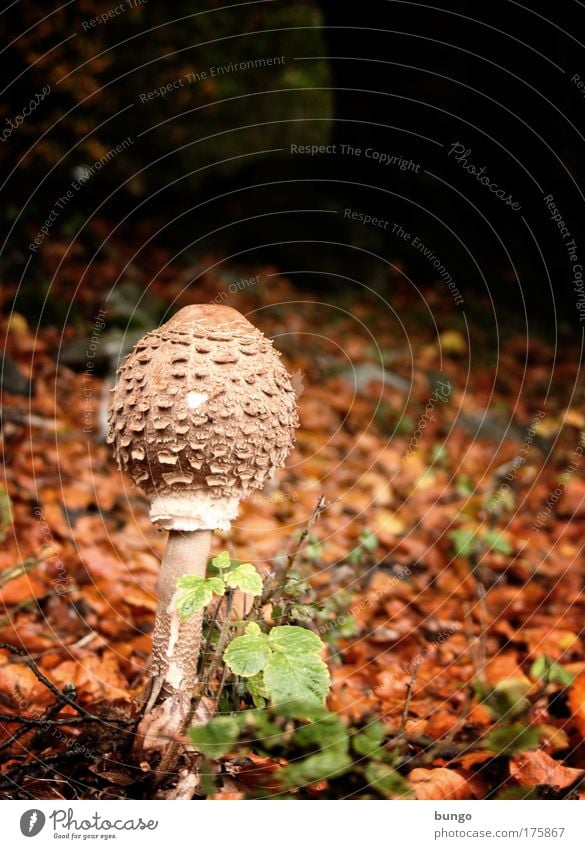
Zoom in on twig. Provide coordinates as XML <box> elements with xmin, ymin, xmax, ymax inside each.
<box><xmin>29</xmin><ymin>685</ymin><xmax>75</xmax><ymax>749</ymax></box>
<box><xmin>0</xmin><ymin>749</ymin><xmax>91</xmax><ymax>791</ymax></box>
<box><xmin>0</xmin><ymin>714</ymin><xmax>94</xmax><ymax>726</ymax></box>
<box><xmin>197</xmin><ymin>590</ymin><xmax>235</xmax><ymax>699</ymax></box>
<box><xmin>400</xmin><ymin>660</ymin><xmax>420</xmax><ymax>733</ymax></box>
<box><xmin>200</xmin><ymin>596</ymin><xmax>223</xmax><ymax>671</ymax></box>
<box><xmin>0</xmin><ymin>546</ymin><xmax>55</xmax><ymax>589</ymax></box>
<box><xmin>470</xmin><ymin>578</ymin><xmax>488</xmax><ymax>685</ymax></box>
<box><xmin>263</xmin><ymin>495</ymin><xmax>331</xmax><ymax>602</ymax></box>
<box><xmin>0</xmin><ymin>720</ymin><xmax>34</xmax><ymax>755</ymax></box>
<box><xmin>443</xmin><ymin>608</ymin><xmax>476</xmax><ymax>744</ymax></box>
<box><xmin>0</xmin><ymin>643</ymin><xmax>133</xmax><ymax>725</ymax></box>
<box><xmin>0</xmin><ymin>598</ymin><xmax>38</xmax><ymax>629</ymax></box>
<box><xmin>214</xmin><ymin>663</ymin><xmax>231</xmax><ymax>709</ymax></box>
<box><xmin>0</xmin><ymin>643</ymin><xmax>95</xmax><ymax>719</ymax></box>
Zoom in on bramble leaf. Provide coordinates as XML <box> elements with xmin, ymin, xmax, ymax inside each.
<box><xmin>365</xmin><ymin>763</ymin><xmax>413</xmax><ymax>799</ymax></box>
<box><xmin>225</xmin><ymin>562</ymin><xmax>263</xmax><ymax>596</ymax></box>
<box><xmin>264</xmin><ymin>652</ymin><xmax>330</xmax><ymax>706</ymax></box>
<box><xmin>352</xmin><ymin>721</ymin><xmax>386</xmax><ymax>757</ymax></box>
<box><xmin>246</xmin><ymin>672</ymin><xmax>269</xmax><ymax>708</ymax></box>
<box><xmin>483</xmin><ymin>528</ymin><xmax>512</xmax><ymax>555</ymax></box>
<box><xmin>448</xmin><ymin>528</ymin><xmax>476</xmax><ymax>558</ymax></box>
<box><xmin>280</xmin><ymin>748</ymin><xmax>352</xmax><ymax>788</ymax></box>
<box><xmin>211</xmin><ymin>550</ymin><xmax>232</xmax><ymax>571</ymax></box>
<box><xmin>176</xmin><ymin>576</ymin><xmax>225</xmax><ymax>619</ymax></box>
<box><xmin>189</xmin><ymin>717</ymin><xmax>239</xmax><ymax>757</ymax></box>
<box><xmin>485</xmin><ymin>724</ymin><xmax>540</xmax><ymax>755</ymax></box>
<box><xmin>224</xmin><ymin>622</ymin><xmax>271</xmax><ymax>677</ymax></box>
<box><xmin>530</xmin><ymin>656</ymin><xmax>574</xmax><ymax>687</ymax></box>
<box><xmin>268</xmin><ymin>625</ymin><xmax>324</xmax><ymax>656</ymax></box>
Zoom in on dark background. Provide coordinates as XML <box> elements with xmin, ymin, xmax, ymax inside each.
<box><xmin>1</xmin><ymin>0</ymin><xmax>584</xmax><ymax>332</ymax></box>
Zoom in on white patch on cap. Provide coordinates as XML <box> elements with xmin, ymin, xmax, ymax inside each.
<box><xmin>186</xmin><ymin>391</ymin><xmax>208</xmax><ymax>410</ymax></box>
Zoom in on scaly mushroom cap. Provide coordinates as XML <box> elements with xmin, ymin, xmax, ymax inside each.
<box><xmin>107</xmin><ymin>304</ymin><xmax>299</xmax><ymax>531</ymax></box>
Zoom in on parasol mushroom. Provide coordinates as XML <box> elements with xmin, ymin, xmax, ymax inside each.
<box><xmin>107</xmin><ymin>304</ymin><xmax>298</xmax><ymax>751</ymax></box>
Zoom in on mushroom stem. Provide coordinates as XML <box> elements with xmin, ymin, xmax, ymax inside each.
<box><xmin>138</xmin><ymin>529</ymin><xmax>212</xmax><ymax>751</ymax></box>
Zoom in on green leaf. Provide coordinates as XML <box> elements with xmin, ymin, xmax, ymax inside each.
<box><xmin>225</xmin><ymin>562</ymin><xmax>263</xmax><ymax>596</ymax></box>
<box><xmin>448</xmin><ymin>528</ymin><xmax>476</xmax><ymax>558</ymax></box>
<box><xmin>0</xmin><ymin>487</ymin><xmax>13</xmax><ymax>543</ymax></box>
<box><xmin>224</xmin><ymin>622</ymin><xmax>271</xmax><ymax>677</ymax></box>
<box><xmin>246</xmin><ymin>672</ymin><xmax>269</xmax><ymax>708</ymax></box>
<box><xmin>176</xmin><ymin>576</ymin><xmax>225</xmax><ymax>620</ymax></box>
<box><xmin>497</xmin><ymin>787</ymin><xmax>540</xmax><ymax>800</ymax></box>
<box><xmin>349</xmin><ymin>529</ymin><xmax>379</xmax><ymax>564</ymax></box>
<box><xmin>485</xmin><ymin>724</ymin><xmax>540</xmax><ymax>756</ymax></box>
<box><xmin>352</xmin><ymin>721</ymin><xmax>386</xmax><ymax>757</ymax></box>
<box><xmin>530</xmin><ymin>656</ymin><xmax>574</xmax><ymax>687</ymax></box>
<box><xmin>483</xmin><ymin>528</ymin><xmax>512</xmax><ymax>555</ymax></box>
<box><xmin>280</xmin><ymin>748</ymin><xmax>352</xmax><ymax>788</ymax></box>
<box><xmin>305</xmin><ymin>532</ymin><xmax>323</xmax><ymax>560</ymax></box>
<box><xmin>365</xmin><ymin>763</ymin><xmax>413</xmax><ymax>799</ymax></box>
<box><xmin>337</xmin><ymin>616</ymin><xmax>360</xmax><ymax>639</ymax></box>
<box><xmin>268</xmin><ymin>625</ymin><xmax>324</xmax><ymax>656</ymax></box>
<box><xmin>293</xmin><ymin>713</ymin><xmax>349</xmax><ymax>751</ymax></box>
<box><xmin>206</xmin><ymin>576</ymin><xmax>226</xmax><ymax>595</ymax></box>
<box><xmin>189</xmin><ymin>716</ymin><xmax>239</xmax><ymax>757</ymax></box>
<box><xmin>211</xmin><ymin>550</ymin><xmax>231</xmax><ymax>571</ymax></box>
<box><xmin>456</xmin><ymin>475</ymin><xmax>474</xmax><ymax>496</ymax></box>
<box><xmin>283</xmin><ymin>575</ymin><xmax>310</xmax><ymax>597</ymax></box>
<box><xmin>270</xmin><ymin>700</ymin><xmax>329</xmax><ymax>721</ymax></box>
<box><xmin>360</xmin><ymin>528</ymin><xmax>378</xmax><ymax>552</ymax></box>
<box><xmin>264</xmin><ymin>652</ymin><xmax>330</xmax><ymax>706</ymax></box>
<box><xmin>290</xmin><ymin>603</ymin><xmax>318</xmax><ymax>622</ymax></box>
<box><xmin>483</xmin><ymin>681</ymin><xmax>531</xmax><ymax>721</ymax></box>
<box><xmin>241</xmin><ymin>708</ymin><xmax>284</xmax><ymax>743</ymax></box>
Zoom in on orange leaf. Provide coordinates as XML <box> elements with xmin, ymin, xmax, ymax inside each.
<box><xmin>0</xmin><ymin>662</ymin><xmax>52</xmax><ymax>712</ymax></box>
<box><xmin>510</xmin><ymin>750</ymin><xmax>584</xmax><ymax>789</ymax></box>
<box><xmin>568</xmin><ymin>675</ymin><xmax>585</xmax><ymax>737</ymax></box>
<box><xmin>409</xmin><ymin>767</ymin><xmax>472</xmax><ymax>800</ymax></box>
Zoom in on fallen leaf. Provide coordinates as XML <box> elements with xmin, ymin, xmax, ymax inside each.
<box><xmin>568</xmin><ymin>675</ymin><xmax>585</xmax><ymax>736</ymax></box>
<box><xmin>409</xmin><ymin>767</ymin><xmax>472</xmax><ymax>800</ymax></box>
<box><xmin>510</xmin><ymin>750</ymin><xmax>583</xmax><ymax>789</ymax></box>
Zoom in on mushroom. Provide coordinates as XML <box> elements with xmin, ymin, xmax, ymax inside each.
<box><xmin>107</xmin><ymin>304</ymin><xmax>298</xmax><ymax>751</ymax></box>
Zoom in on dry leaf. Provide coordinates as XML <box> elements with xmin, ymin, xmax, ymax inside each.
<box><xmin>510</xmin><ymin>750</ymin><xmax>583</xmax><ymax>789</ymax></box>
<box><xmin>409</xmin><ymin>767</ymin><xmax>472</xmax><ymax>800</ymax></box>
<box><xmin>568</xmin><ymin>675</ymin><xmax>585</xmax><ymax>736</ymax></box>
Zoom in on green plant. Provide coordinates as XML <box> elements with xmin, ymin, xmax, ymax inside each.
<box><xmin>176</xmin><ymin>546</ymin><xmax>425</xmax><ymax>798</ymax></box>
<box><xmin>176</xmin><ymin>552</ymin><xmax>264</xmax><ymax>620</ymax></box>
<box><xmin>177</xmin><ymin>551</ymin><xmax>331</xmax><ymax>715</ymax></box>
<box><xmin>225</xmin><ymin>623</ymin><xmax>330</xmax><ymax>707</ymax></box>
<box><xmin>530</xmin><ymin>656</ymin><xmax>574</xmax><ymax>687</ymax></box>
<box><xmin>348</xmin><ymin>528</ymin><xmax>378</xmax><ymax>565</ymax></box>
<box><xmin>448</xmin><ymin>524</ymin><xmax>512</xmax><ymax>560</ymax></box>
<box><xmin>188</xmin><ymin>703</ymin><xmax>414</xmax><ymax>798</ymax></box>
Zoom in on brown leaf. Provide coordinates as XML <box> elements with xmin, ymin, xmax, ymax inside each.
<box><xmin>510</xmin><ymin>750</ymin><xmax>584</xmax><ymax>789</ymax></box>
<box><xmin>409</xmin><ymin>767</ymin><xmax>472</xmax><ymax>800</ymax></box>
<box><xmin>568</xmin><ymin>675</ymin><xmax>585</xmax><ymax>737</ymax></box>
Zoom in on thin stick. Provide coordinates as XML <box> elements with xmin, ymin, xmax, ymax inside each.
<box><xmin>0</xmin><ymin>643</ymin><xmax>104</xmax><ymax>720</ymax></box>
<box><xmin>0</xmin><ymin>546</ymin><xmax>55</xmax><ymax>589</ymax></box>
<box><xmin>400</xmin><ymin>661</ymin><xmax>420</xmax><ymax>733</ymax></box>
<box><xmin>264</xmin><ymin>495</ymin><xmax>330</xmax><ymax>602</ymax></box>
<box><xmin>200</xmin><ymin>596</ymin><xmax>223</xmax><ymax>672</ymax></box>
<box><xmin>196</xmin><ymin>589</ymin><xmax>235</xmax><ymax>701</ymax></box>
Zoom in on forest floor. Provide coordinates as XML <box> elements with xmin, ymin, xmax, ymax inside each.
<box><xmin>1</xmin><ymin>224</ymin><xmax>585</xmax><ymax>799</ymax></box>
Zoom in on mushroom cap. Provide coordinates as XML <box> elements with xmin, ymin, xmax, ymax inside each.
<box><xmin>107</xmin><ymin>304</ymin><xmax>299</xmax><ymax>531</ymax></box>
